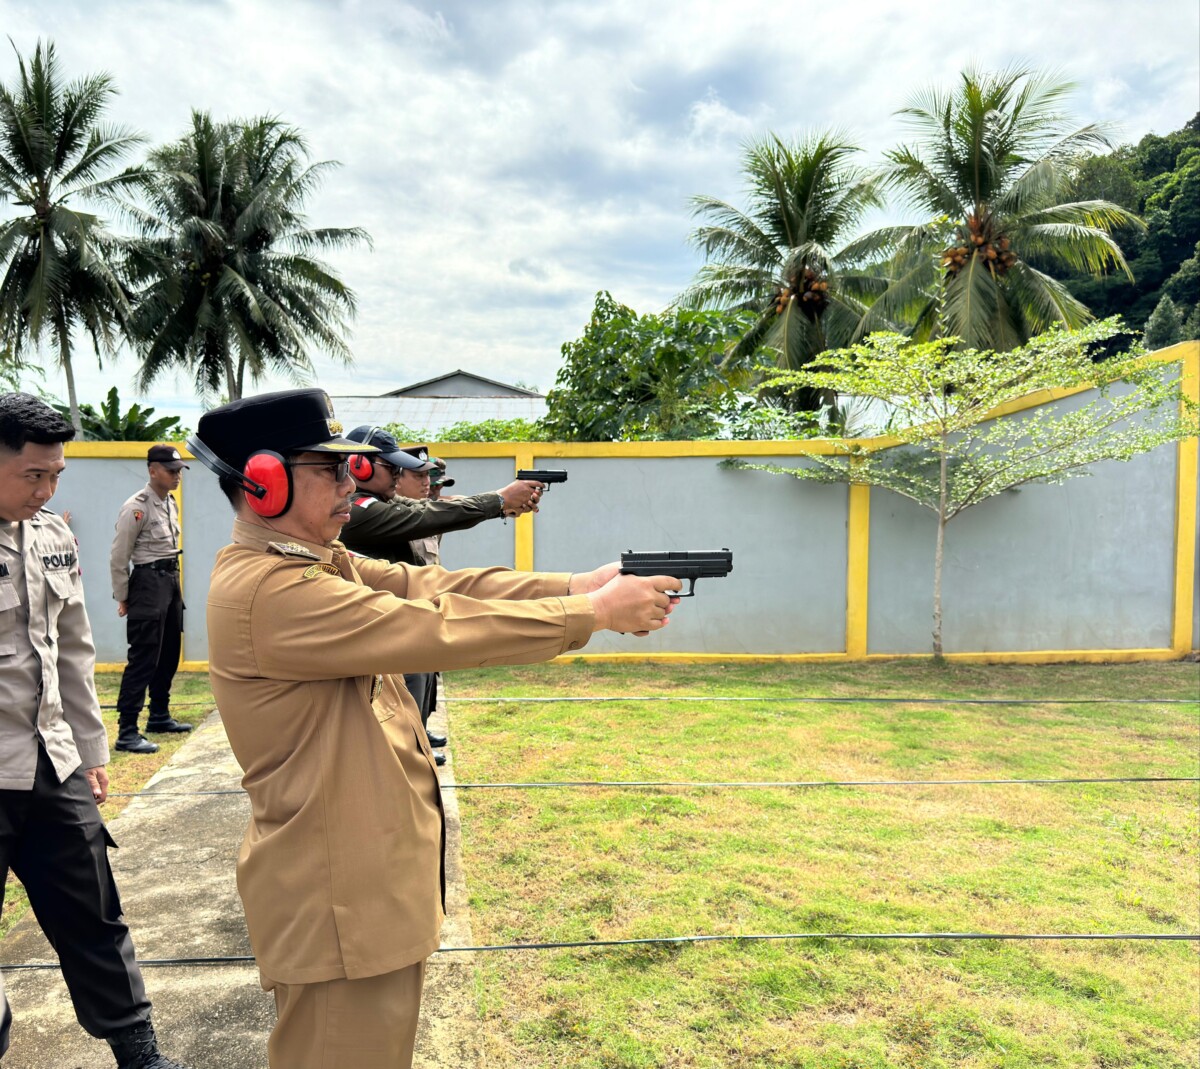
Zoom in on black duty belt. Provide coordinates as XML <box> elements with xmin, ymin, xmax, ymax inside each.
<box><xmin>134</xmin><ymin>558</ymin><xmax>179</xmax><ymax>573</ymax></box>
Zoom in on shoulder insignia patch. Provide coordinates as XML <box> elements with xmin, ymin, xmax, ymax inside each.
<box><xmin>267</xmin><ymin>541</ymin><xmax>321</xmax><ymax>560</ymax></box>
<box><xmin>133</xmin><ymin>510</ymin><xmax>144</xmax><ymax>522</ymax></box>
<box><xmin>303</xmin><ymin>563</ymin><xmax>341</xmax><ymax>579</ymax></box>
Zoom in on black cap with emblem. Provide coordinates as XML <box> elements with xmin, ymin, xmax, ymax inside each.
<box><xmin>188</xmin><ymin>389</ymin><xmax>378</xmax><ymax>474</ymax></box>
<box><xmin>147</xmin><ymin>443</ymin><xmax>189</xmax><ymax>470</ymax></box>
<box><xmin>399</xmin><ymin>445</ymin><xmax>437</xmax><ymax>473</ymax></box>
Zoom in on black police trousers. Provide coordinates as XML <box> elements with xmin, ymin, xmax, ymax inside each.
<box><xmin>0</xmin><ymin>746</ymin><xmax>151</xmax><ymax>1038</ymax></box>
<box><xmin>403</xmin><ymin>672</ymin><xmax>436</xmax><ymax>729</ymax></box>
<box><xmin>116</xmin><ymin>565</ymin><xmax>183</xmax><ymax>731</ymax></box>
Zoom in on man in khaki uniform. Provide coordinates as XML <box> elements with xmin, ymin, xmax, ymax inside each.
<box><xmin>109</xmin><ymin>445</ymin><xmax>193</xmax><ymax>753</ymax></box>
<box><xmin>188</xmin><ymin>388</ymin><xmax>679</xmax><ymax>1069</ymax></box>
<box><xmin>0</xmin><ymin>394</ymin><xmax>190</xmax><ymax>1069</ymax></box>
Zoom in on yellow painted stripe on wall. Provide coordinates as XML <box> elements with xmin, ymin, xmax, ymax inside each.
<box><xmin>549</xmin><ymin>648</ymin><xmax>1188</xmax><ymax>665</ymax></box>
<box><xmin>1171</xmin><ymin>343</ymin><xmax>1200</xmax><ymax>653</ymax></box>
<box><xmin>513</xmin><ymin>449</ymin><xmax>536</xmax><ymax>571</ymax></box>
<box><xmin>845</xmin><ymin>482</ymin><xmax>870</xmax><ymax>657</ymax></box>
<box><xmin>104</xmin><ymin>646</ymin><xmax>1191</xmax><ymax>674</ymax></box>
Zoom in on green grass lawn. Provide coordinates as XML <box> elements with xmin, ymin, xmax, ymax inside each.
<box><xmin>448</xmin><ymin>661</ymin><xmax>1200</xmax><ymax>1069</ymax></box>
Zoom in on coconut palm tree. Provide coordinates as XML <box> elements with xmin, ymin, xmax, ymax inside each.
<box><xmin>123</xmin><ymin>111</ymin><xmax>369</xmax><ymax>401</ymax></box>
<box><xmin>676</xmin><ymin>133</ymin><xmax>886</xmax><ymax>409</ymax></box>
<box><xmin>851</xmin><ymin>65</ymin><xmax>1142</xmax><ymax>350</ymax></box>
<box><xmin>0</xmin><ymin>40</ymin><xmax>144</xmax><ymax>433</ymax></box>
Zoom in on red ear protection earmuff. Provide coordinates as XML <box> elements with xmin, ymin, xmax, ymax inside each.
<box><xmin>243</xmin><ymin>450</ymin><xmax>293</xmax><ymax>518</ymax></box>
<box><xmin>348</xmin><ymin>426</ymin><xmax>382</xmax><ymax>483</ymax></box>
<box><xmin>348</xmin><ymin>451</ymin><xmax>375</xmax><ymax>482</ymax></box>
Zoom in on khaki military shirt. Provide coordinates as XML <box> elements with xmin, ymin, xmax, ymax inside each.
<box><xmin>207</xmin><ymin>519</ymin><xmax>594</xmax><ymax>984</ymax></box>
<box><xmin>110</xmin><ymin>483</ymin><xmax>180</xmax><ymax>601</ymax></box>
<box><xmin>0</xmin><ymin>511</ymin><xmax>108</xmax><ymax>789</ymax></box>
<box><xmin>412</xmin><ymin>532</ymin><xmax>441</xmax><ymax>567</ymax></box>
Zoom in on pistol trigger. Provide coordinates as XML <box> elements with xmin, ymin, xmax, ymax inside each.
<box><xmin>674</xmin><ymin>579</ymin><xmax>696</xmax><ymax>598</ymax></box>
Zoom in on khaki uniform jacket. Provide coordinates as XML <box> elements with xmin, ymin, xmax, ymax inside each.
<box><xmin>206</xmin><ymin>519</ymin><xmax>594</xmax><ymax>984</ymax></box>
<box><xmin>0</xmin><ymin>510</ymin><xmax>107</xmax><ymax>789</ymax></box>
<box><xmin>110</xmin><ymin>483</ymin><xmax>180</xmax><ymax>601</ymax></box>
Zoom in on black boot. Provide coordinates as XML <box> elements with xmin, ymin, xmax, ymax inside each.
<box><xmin>146</xmin><ymin>714</ymin><xmax>192</xmax><ymax>734</ymax></box>
<box><xmin>107</xmin><ymin>1020</ymin><xmax>190</xmax><ymax>1069</ymax></box>
<box><xmin>115</xmin><ymin>730</ymin><xmax>159</xmax><ymax>754</ymax></box>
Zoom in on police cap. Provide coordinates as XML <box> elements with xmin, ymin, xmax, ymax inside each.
<box><xmin>193</xmin><ymin>389</ymin><xmax>376</xmax><ymax>471</ymax></box>
<box><xmin>147</xmin><ymin>444</ymin><xmax>189</xmax><ymax>470</ymax></box>
<box><xmin>400</xmin><ymin>445</ymin><xmax>437</xmax><ymax>473</ymax></box>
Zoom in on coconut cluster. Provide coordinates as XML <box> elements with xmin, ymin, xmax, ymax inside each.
<box><xmin>775</xmin><ymin>267</ymin><xmax>829</xmax><ymax>320</ymax></box>
<box><xmin>942</xmin><ymin>214</ymin><xmax>1017</xmax><ymax>277</ymax></box>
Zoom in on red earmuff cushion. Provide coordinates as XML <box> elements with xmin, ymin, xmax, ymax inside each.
<box><xmin>348</xmin><ymin>453</ymin><xmax>374</xmax><ymax>481</ymax></box>
<box><xmin>243</xmin><ymin>451</ymin><xmax>292</xmax><ymax>517</ymax></box>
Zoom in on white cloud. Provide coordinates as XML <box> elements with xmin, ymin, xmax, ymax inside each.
<box><xmin>1</xmin><ymin>0</ymin><xmax>1196</xmax><ymax>427</ymax></box>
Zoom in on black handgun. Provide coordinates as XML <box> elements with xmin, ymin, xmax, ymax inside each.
<box><xmin>516</xmin><ymin>469</ymin><xmax>568</xmax><ymax>489</ymax></box>
<box><xmin>619</xmin><ymin>549</ymin><xmax>733</xmax><ymax>597</ymax></box>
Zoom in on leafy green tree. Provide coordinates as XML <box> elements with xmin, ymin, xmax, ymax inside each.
<box><xmin>540</xmin><ymin>292</ymin><xmax>754</xmax><ymax>441</ymax></box>
<box><xmin>1184</xmin><ymin>301</ymin><xmax>1200</xmax><ymax>341</ymax></box>
<box><xmin>1059</xmin><ymin>114</ymin><xmax>1200</xmax><ymax>330</ymax></box>
<box><xmin>0</xmin><ymin>40</ymin><xmax>144</xmax><ymax>433</ymax></box>
<box><xmin>436</xmin><ymin>418</ymin><xmax>542</xmax><ymax>442</ymax></box>
<box><xmin>1143</xmin><ymin>295</ymin><xmax>1183</xmax><ymax>350</ymax></box>
<box><xmin>52</xmin><ymin>385</ymin><xmax>187</xmax><ymax>440</ymax></box>
<box><xmin>123</xmin><ymin>111</ymin><xmax>369</xmax><ymax>401</ymax></box>
<box><xmin>381</xmin><ymin>421</ymin><xmax>431</xmax><ymax>444</ymax></box>
<box><xmin>727</xmin><ymin>321</ymin><xmax>1199</xmax><ymax>657</ymax></box>
<box><xmin>859</xmin><ymin>66</ymin><xmax>1140</xmax><ymax>350</ymax></box>
<box><xmin>677</xmin><ymin>133</ymin><xmax>885</xmax><ymax>408</ymax></box>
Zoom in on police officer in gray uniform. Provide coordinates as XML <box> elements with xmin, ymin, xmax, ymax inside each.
<box><xmin>0</xmin><ymin>394</ymin><xmax>190</xmax><ymax>1068</ymax></box>
<box><xmin>109</xmin><ymin>445</ymin><xmax>192</xmax><ymax>754</ymax></box>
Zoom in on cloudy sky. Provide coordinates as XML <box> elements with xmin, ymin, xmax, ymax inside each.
<box><xmin>5</xmin><ymin>0</ymin><xmax>1198</xmax><ymax>426</ymax></box>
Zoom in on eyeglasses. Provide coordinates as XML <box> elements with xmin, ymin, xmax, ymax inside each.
<box><xmin>287</xmin><ymin>460</ymin><xmax>350</xmax><ymax>481</ymax></box>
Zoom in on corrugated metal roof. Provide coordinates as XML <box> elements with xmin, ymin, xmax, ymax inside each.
<box><xmin>383</xmin><ymin>369</ymin><xmax>543</xmax><ymax>397</ymax></box>
<box><xmin>330</xmin><ymin>395</ymin><xmax>547</xmax><ymax>437</ymax></box>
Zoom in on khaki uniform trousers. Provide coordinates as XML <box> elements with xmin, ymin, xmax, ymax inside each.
<box><xmin>265</xmin><ymin>961</ymin><xmax>426</xmax><ymax>1069</ymax></box>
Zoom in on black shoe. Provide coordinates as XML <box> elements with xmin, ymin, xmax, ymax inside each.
<box><xmin>426</xmin><ymin>730</ymin><xmax>448</xmax><ymax>748</ymax></box>
<box><xmin>115</xmin><ymin>733</ymin><xmax>159</xmax><ymax>755</ymax></box>
<box><xmin>107</xmin><ymin>1019</ymin><xmax>191</xmax><ymax>1069</ymax></box>
<box><xmin>146</xmin><ymin>717</ymin><xmax>192</xmax><ymax>734</ymax></box>
<box><xmin>433</xmin><ymin>749</ymin><xmax>447</xmax><ymax>767</ymax></box>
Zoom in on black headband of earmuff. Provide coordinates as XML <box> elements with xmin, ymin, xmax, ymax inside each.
<box><xmin>184</xmin><ymin>435</ymin><xmax>268</xmax><ymax>500</ymax></box>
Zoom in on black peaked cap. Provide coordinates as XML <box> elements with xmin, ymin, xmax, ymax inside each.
<box><xmin>194</xmin><ymin>389</ymin><xmax>378</xmax><ymax>470</ymax></box>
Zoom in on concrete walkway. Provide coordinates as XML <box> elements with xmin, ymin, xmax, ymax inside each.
<box><xmin>0</xmin><ymin>702</ymin><xmax>479</xmax><ymax>1069</ymax></box>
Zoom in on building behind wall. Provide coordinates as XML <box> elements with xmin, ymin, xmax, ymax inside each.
<box><xmin>332</xmin><ymin>370</ymin><xmax>547</xmax><ymax>437</ymax></box>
